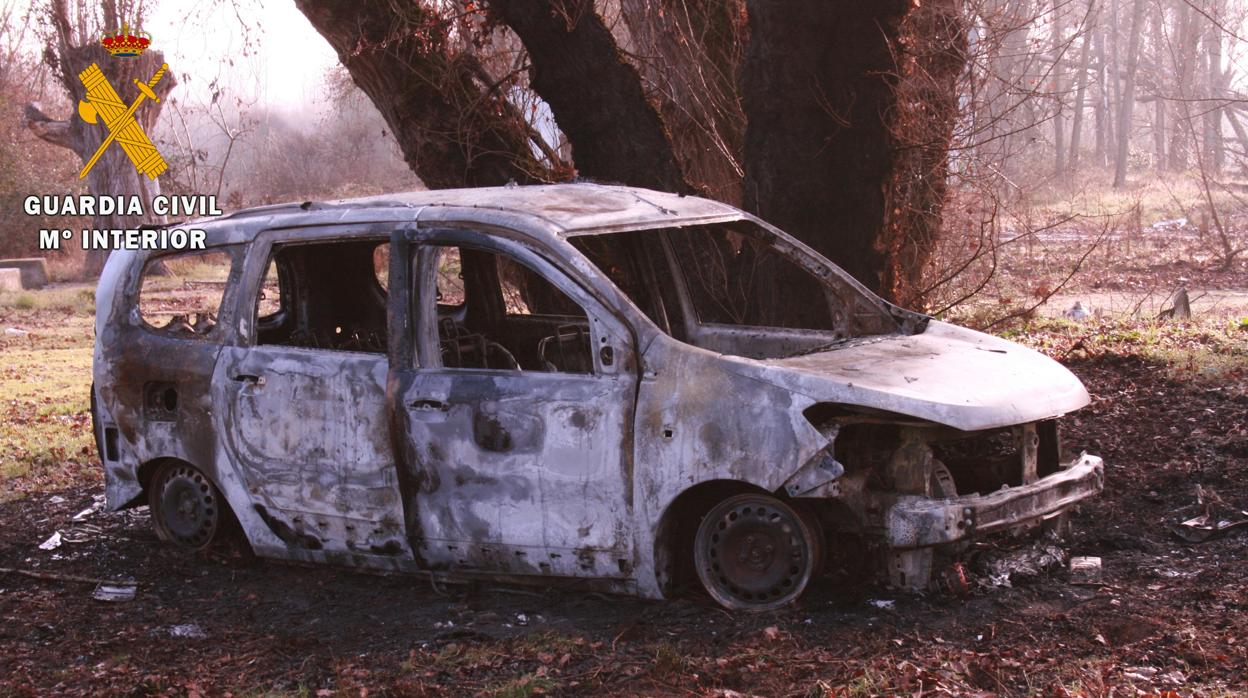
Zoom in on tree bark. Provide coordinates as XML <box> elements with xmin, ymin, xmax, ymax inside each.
<box><xmin>740</xmin><ymin>0</ymin><xmax>912</xmax><ymax>294</ymax></box>
<box><xmin>486</xmin><ymin>0</ymin><xmax>691</xmax><ymax>194</ymax></box>
<box><xmin>1093</xmin><ymin>22</ymin><xmax>1107</xmax><ymax>166</ymax></box>
<box><xmin>1204</xmin><ymin>1</ymin><xmax>1224</xmax><ymax>175</ymax></box>
<box><xmin>1150</xmin><ymin>1</ymin><xmax>1165</xmax><ymax>170</ymax></box>
<box><xmin>619</xmin><ymin>0</ymin><xmax>746</xmax><ymax>204</ymax></box>
<box><xmin>295</xmin><ymin>0</ymin><xmax>551</xmax><ymax>189</ymax></box>
<box><xmin>880</xmin><ymin>0</ymin><xmax>968</xmax><ymax>307</ymax></box>
<box><xmin>1112</xmin><ymin>0</ymin><xmax>1145</xmax><ymax>188</ymax></box>
<box><xmin>1107</xmin><ymin>0</ymin><xmax>1121</xmax><ymax>168</ymax></box>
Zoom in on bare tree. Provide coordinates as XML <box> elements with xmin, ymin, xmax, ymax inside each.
<box><xmin>1113</xmin><ymin>0</ymin><xmax>1145</xmax><ymax>187</ymax></box>
<box><xmin>24</xmin><ymin>0</ymin><xmax>175</xmax><ymax>277</ymax></box>
<box><xmin>1068</xmin><ymin>0</ymin><xmax>1095</xmax><ymax>174</ymax></box>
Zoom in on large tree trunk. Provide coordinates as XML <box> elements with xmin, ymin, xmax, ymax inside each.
<box><xmin>880</xmin><ymin>0</ymin><xmax>968</xmax><ymax>307</ymax></box>
<box><xmin>1093</xmin><ymin>20</ymin><xmax>1108</xmax><ymax>167</ymax></box>
<box><xmin>1112</xmin><ymin>0</ymin><xmax>1145</xmax><ymax>188</ymax></box>
<box><xmin>25</xmin><ymin>0</ymin><xmax>174</xmax><ymax>278</ymax></box>
<box><xmin>1107</xmin><ymin>0</ymin><xmax>1121</xmax><ymax>169</ymax></box>
<box><xmin>486</xmin><ymin>0</ymin><xmax>690</xmax><ymax>193</ymax></box>
<box><xmin>299</xmin><ymin>0</ymin><xmax>963</xmax><ymax>304</ymax></box>
<box><xmin>740</xmin><ymin>0</ymin><xmax>912</xmax><ymax>294</ymax></box>
<box><xmin>294</xmin><ymin>0</ymin><xmax>553</xmax><ymax>189</ymax></box>
<box><xmin>1150</xmin><ymin>1</ymin><xmax>1165</xmax><ymax>171</ymax></box>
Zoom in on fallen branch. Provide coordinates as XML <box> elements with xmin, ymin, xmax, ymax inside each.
<box><xmin>0</xmin><ymin>566</ymin><xmax>134</xmax><ymax>587</ymax></box>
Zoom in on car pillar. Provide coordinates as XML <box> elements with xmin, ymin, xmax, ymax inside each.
<box><xmin>885</xmin><ymin>427</ymin><xmax>936</xmax><ymax>591</ymax></box>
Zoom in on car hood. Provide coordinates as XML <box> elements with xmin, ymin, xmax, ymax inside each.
<box><xmin>728</xmin><ymin>321</ymin><xmax>1090</xmax><ymax>432</ymax></box>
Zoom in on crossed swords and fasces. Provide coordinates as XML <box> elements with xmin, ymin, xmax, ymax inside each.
<box><xmin>76</xmin><ymin>62</ymin><xmax>168</xmax><ymax>180</ymax></box>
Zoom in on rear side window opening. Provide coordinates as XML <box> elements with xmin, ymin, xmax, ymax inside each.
<box><xmin>137</xmin><ymin>248</ymin><xmax>237</xmax><ymax>339</ymax></box>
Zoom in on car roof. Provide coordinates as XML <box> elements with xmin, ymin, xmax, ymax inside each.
<box><xmin>195</xmin><ymin>183</ymin><xmax>744</xmax><ymax>244</ymax></box>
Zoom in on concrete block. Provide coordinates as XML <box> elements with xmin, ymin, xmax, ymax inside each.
<box><xmin>0</xmin><ymin>258</ymin><xmax>49</xmax><ymax>289</ymax></box>
<box><xmin>0</xmin><ymin>268</ymin><xmax>20</xmax><ymax>292</ymax></box>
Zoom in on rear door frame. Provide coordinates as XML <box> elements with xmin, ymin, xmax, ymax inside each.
<box><xmin>214</xmin><ymin>221</ymin><xmax>413</xmax><ymax>566</ymax></box>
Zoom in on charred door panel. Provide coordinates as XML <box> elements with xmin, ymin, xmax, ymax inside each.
<box><xmin>397</xmin><ymin>370</ymin><xmax>634</xmax><ymax>575</ymax></box>
<box><xmin>217</xmin><ymin>345</ymin><xmax>409</xmax><ymax>557</ymax></box>
<box><xmin>214</xmin><ymin>227</ymin><xmax>411</xmax><ymax>560</ymax></box>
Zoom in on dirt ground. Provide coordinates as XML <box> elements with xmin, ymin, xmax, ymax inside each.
<box><xmin>1</xmin><ymin>352</ymin><xmax>1245</xmax><ymax>697</ymax></box>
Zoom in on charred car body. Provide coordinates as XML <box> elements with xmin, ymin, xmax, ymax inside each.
<box><xmin>92</xmin><ymin>184</ymin><xmax>1103</xmax><ymax>610</ymax></box>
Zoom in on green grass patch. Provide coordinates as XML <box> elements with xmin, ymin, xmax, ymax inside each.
<box><xmin>486</xmin><ymin>673</ymin><xmax>558</xmax><ymax>698</ymax></box>
<box><xmin>0</xmin><ymin>297</ymin><xmax>98</xmax><ymax>501</ymax></box>
<box><xmin>1006</xmin><ymin>316</ymin><xmax>1248</xmax><ymax>387</ymax></box>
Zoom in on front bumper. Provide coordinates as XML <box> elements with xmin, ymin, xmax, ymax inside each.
<box><xmin>886</xmin><ymin>453</ymin><xmax>1104</xmax><ymax>549</ymax></box>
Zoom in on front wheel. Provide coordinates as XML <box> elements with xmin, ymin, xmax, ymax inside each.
<box><xmin>149</xmin><ymin>462</ymin><xmax>227</xmax><ymax>550</ymax></box>
<box><xmin>694</xmin><ymin>493</ymin><xmax>821</xmax><ymax>610</ymax></box>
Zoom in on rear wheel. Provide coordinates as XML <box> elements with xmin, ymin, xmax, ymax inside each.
<box><xmin>694</xmin><ymin>493</ymin><xmax>820</xmax><ymax>610</ymax></box>
<box><xmin>149</xmin><ymin>462</ymin><xmax>226</xmax><ymax>550</ymax></box>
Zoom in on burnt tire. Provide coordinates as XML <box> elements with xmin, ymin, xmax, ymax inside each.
<box><xmin>694</xmin><ymin>493</ymin><xmax>820</xmax><ymax>611</ymax></box>
<box><xmin>149</xmin><ymin>462</ymin><xmax>227</xmax><ymax>550</ymax></box>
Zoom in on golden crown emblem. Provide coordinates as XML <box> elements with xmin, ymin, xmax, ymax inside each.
<box><xmin>100</xmin><ymin>23</ymin><xmax>152</xmax><ymax>58</ymax></box>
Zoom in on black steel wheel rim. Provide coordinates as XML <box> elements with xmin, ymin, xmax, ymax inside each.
<box><xmin>157</xmin><ymin>465</ymin><xmax>219</xmax><ymax>548</ymax></box>
<box><xmin>697</xmin><ymin>496</ymin><xmax>813</xmax><ymax>609</ymax></box>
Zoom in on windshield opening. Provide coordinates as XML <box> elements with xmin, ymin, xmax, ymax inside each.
<box><xmin>569</xmin><ymin>222</ymin><xmax>906</xmax><ymax>359</ymax></box>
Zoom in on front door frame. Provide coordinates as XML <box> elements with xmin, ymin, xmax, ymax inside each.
<box><xmin>387</xmin><ymin>226</ymin><xmax>641</xmax><ymax>578</ymax></box>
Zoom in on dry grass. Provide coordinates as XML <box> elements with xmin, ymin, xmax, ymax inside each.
<box><xmin>0</xmin><ymin>299</ymin><xmax>98</xmax><ymax>501</ymax></box>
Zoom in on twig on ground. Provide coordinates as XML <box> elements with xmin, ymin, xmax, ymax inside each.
<box><xmin>0</xmin><ymin>566</ymin><xmax>134</xmax><ymax>586</ymax></box>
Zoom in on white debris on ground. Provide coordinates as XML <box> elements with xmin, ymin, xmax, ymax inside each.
<box><xmin>37</xmin><ymin>532</ymin><xmax>63</xmax><ymax>551</ymax></box>
<box><xmin>167</xmin><ymin>624</ymin><xmax>209</xmax><ymax>639</ymax></box>
<box><xmin>974</xmin><ymin>539</ymin><xmax>1069</xmax><ymax>588</ymax></box>
<box><xmin>71</xmin><ymin>495</ymin><xmax>106</xmax><ymax>522</ymax></box>
<box><xmin>91</xmin><ymin>584</ymin><xmax>136</xmax><ymax>602</ymax></box>
<box><xmin>1149</xmin><ymin>217</ymin><xmax>1188</xmax><ymax>231</ymax></box>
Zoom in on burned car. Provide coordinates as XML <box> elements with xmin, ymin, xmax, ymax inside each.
<box><xmin>92</xmin><ymin>184</ymin><xmax>1103</xmax><ymax>610</ymax></box>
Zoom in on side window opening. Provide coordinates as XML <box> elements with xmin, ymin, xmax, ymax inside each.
<box><xmin>495</xmin><ymin>254</ymin><xmax>586</xmax><ymax>318</ymax></box>
<box><xmin>255</xmin><ymin>238</ymin><xmax>389</xmax><ymax>354</ymax></box>
<box><xmin>257</xmin><ymin>258</ymin><xmax>282</xmax><ymax>320</ymax></box>
<box><xmin>138</xmin><ymin>249</ymin><xmax>234</xmax><ymax>339</ymax></box>
<box><xmin>373</xmin><ymin>243</ymin><xmax>390</xmax><ymax>292</ymax></box>
<box><xmin>432</xmin><ymin>245</ymin><xmax>592</xmax><ymax>374</ymax></box>
<box><xmin>436</xmin><ymin>246</ymin><xmax>466</xmax><ymax>309</ymax></box>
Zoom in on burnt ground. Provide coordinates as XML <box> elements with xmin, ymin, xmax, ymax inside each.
<box><xmin>1</xmin><ymin>356</ymin><xmax>1246</xmax><ymax>697</ymax></box>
